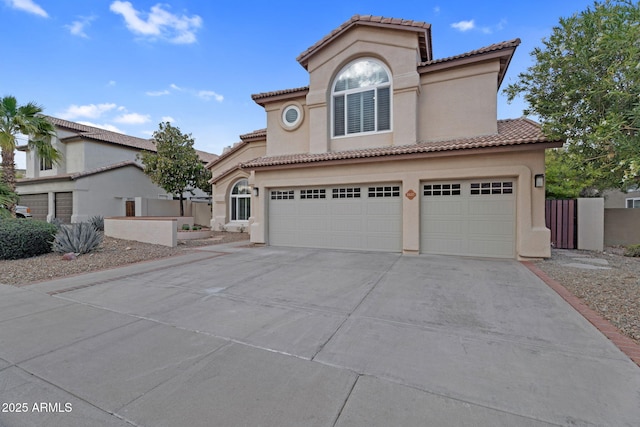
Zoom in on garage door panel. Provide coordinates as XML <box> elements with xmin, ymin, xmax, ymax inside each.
<box><xmin>18</xmin><ymin>193</ymin><xmax>48</xmax><ymax>220</ymax></box>
<box><xmin>269</xmin><ymin>185</ymin><xmax>401</xmax><ymax>252</ymax></box>
<box><xmin>332</xmin><ymin>218</ymin><xmax>363</xmax><ymax>232</ymax></box>
<box><xmin>421</xmin><ymin>181</ymin><xmax>515</xmax><ymax>258</ymax></box>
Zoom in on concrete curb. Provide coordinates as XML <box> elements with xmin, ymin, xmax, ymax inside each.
<box><xmin>522</xmin><ymin>261</ymin><xmax>640</xmax><ymax>367</ymax></box>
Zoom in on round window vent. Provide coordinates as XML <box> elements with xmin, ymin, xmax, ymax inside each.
<box><xmin>281</xmin><ymin>105</ymin><xmax>302</xmax><ymax>128</ymax></box>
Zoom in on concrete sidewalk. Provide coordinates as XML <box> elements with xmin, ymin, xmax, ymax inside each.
<box><xmin>1</xmin><ymin>246</ymin><xmax>639</xmax><ymax>426</ymax></box>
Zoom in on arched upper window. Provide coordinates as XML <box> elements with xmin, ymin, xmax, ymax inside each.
<box><xmin>332</xmin><ymin>59</ymin><xmax>391</xmax><ymax>137</ymax></box>
<box><xmin>230</xmin><ymin>179</ymin><xmax>250</xmax><ymax>221</ymax></box>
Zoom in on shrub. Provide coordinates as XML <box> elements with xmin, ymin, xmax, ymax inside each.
<box><xmin>192</xmin><ymin>225</ymin><xmax>202</xmax><ymax>231</ymax></box>
<box><xmin>49</xmin><ymin>217</ymin><xmax>63</xmax><ymax>230</ymax></box>
<box><xmin>181</xmin><ymin>224</ymin><xmax>191</xmax><ymax>231</ymax></box>
<box><xmin>53</xmin><ymin>222</ymin><xmax>103</xmax><ymax>255</ymax></box>
<box><xmin>0</xmin><ymin>219</ymin><xmax>57</xmax><ymax>260</ymax></box>
<box><xmin>624</xmin><ymin>244</ymin><xmax>640</xmax><ymax>257</ymax></box>
<box><xmin>88</xmin><ymin>215</ymin><xmax>104</xmax><ymax>231</ymax></box>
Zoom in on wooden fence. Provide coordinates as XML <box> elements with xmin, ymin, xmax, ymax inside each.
<box><xmin>545</xmin><ymin>199</ymin><xmax>577</xmax><ymax>249</ymax></box>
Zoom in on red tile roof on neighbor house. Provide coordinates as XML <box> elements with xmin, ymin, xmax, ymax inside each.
<box><xmin>240</xmin><ymin>118</ymin><xmax>563</xmax><ymax>169</ymax></box>
<box><xmin>39</xmin><ymin>116</ymin><xmax>217</xmax><ymax>163</ymax></box>
<box><xmin>17</xmin><ymin>161</ymin><xmax>143</xmax><ymax>184</ymax></box>
<box><xmin>296</xmin><ymin>14</ymin><xmax>433</xmax><ymax>68</ymax></box>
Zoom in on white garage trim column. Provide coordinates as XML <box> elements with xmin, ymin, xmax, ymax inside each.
<box><xmin>402</xmin><ymin>176</ymin><xmax>420</xmax><ymax>254</ymax></box>
<box><xmin>47</xmin><ymin>192</ymin><xmax>55</xmax><ymax>223</ymax></box>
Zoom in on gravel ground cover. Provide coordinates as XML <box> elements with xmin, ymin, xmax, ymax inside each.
<box><xmin>534</xmin><ymin>248</ymin><xmax>640</xmax><ymax>346</ymax></box>
<box><xmin>0</xmin><ymin>232</ymin><xmax>249</xmax><ymax>286</ymax></box>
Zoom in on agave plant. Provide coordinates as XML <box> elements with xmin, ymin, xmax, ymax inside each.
<box><xmin>53</xmin><ymin>222</ymin><xmax>103</xmax><ymax>254</ymax></box>
<box><xmin>88</xmin><ymin>215</ymin><xmax>104</xmax><ymax>231</ymax></box>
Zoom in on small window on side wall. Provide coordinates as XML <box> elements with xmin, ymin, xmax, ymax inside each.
<box><xmin>39</xmin><ymin>157</ymin><xmax>52</xmax><ymax>171</ymax></box>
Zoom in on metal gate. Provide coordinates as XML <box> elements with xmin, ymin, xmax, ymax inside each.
<box><xmin>545</xmin><ymin>199</ymin><xmax>577</xmax><ymax>249</ymax></box>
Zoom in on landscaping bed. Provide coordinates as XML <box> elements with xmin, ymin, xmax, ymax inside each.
<box><xmin>534</xmin><ymin>247</ymin><xmax>640</xmax><ymax>346</ymax></box>
<box><xmin>0</xmin><ymin>232</ymin><xmax>249</xmax><ymax>286</ymax></box>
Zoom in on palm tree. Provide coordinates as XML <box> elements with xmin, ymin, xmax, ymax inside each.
<box><xmin>0</xmin><ymin>96</ymin><xmax>60</xmax><ymax>213</ymax></box>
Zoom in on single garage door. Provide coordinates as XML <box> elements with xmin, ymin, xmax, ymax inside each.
<box><xmin>269</xmin><ymin>184</ymin><xmax>402</xmax><ymax>252</ymax></box>
<box><xmin>421</xmin><ymin>180</ymin><xmax>516</xmax><ymax>258</ymax></box>
<box><xmin>18</xmin><ymin>193</ymin><xmax>48</xmax><ymax>220</ymax></box>
<box><xmin>55</xmin><ymin>192</ymin><xmax>73</xmax><ymax>223</ymax></box>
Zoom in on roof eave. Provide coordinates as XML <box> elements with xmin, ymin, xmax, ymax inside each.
<box><xmin>243</xmin><ymin>140</ymin><xmax>563</xmax><ymax>171</ymax></box>
<box><xmin>251</xmin><ymin>87</ymin><xmax>309</xmax><ymax>107</ymax></box>
<box><xmin>296</xmin><ymin>18</ymin><xmax>432</xmax><ymax>69</ymax></box>
<box><xmin>418</xmin><ymin>42</ymin><xmax>519</xmax><ymax>90</ymax></box>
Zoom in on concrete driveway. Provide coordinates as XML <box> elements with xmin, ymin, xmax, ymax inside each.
<box><xmin>1</xmin><ymin>244</ymin><xmax>639</xmax><ymax>426</ymax></box>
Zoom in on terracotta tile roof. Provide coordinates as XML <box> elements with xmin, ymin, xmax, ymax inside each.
<box><xmin>240</xmin><ymin>118</ymin><xmax>562</xmax><ymax>169</ymax></box>
<box><xmin>205</xmin><ymin>129</ymin><xmax>267</xmax><ymax>169</ymax></box>
<box><xmin>251</xmin><ymin>87</ymin><xmax>309</xmax><ymax>106</ymax></box>
<box><xmin>44</xmin><ymin>116</ymin><xmax>216</xmax><ymax>163</ymax></box>
<box><xmin>17</xmin><ymin>161</ymin><xmax>142</xmax><ymax>184</ymax></box>
<box><xmin>419</xmin><ymin>38</ymin><xmax>520</xmax><ymax>88</ymax></box>
<box><xmin>419</xmin><ymin>38</ymin><xmax>520</xmax><ymax>68</ymax></box>
<box><xmin>297</xmin><ymin>15</ymin><xmax>432</xmax><ymax>68</ymax></box>
<box><xmin>240</xmin><ymin>128</ymin><xmax>267</xmax><ymax>141</ymax></box>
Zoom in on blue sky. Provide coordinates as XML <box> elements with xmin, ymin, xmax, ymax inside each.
<box><xmin>1</xmin><ymin>0</ymin><xmax>596</xmax><ymax>169</ymax></box>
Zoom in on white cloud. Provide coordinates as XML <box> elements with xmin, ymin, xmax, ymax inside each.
<box><xmin>109</xmin><ymin>1</ymin><xmax>202</xmax><ymax>44</ymax></box>
<box><xmin>6</xmin><ymin>0</ymin><xmax>47</xmax><ymax>17</ymax></box>
<box><xmin>451</xmin><ymin>20</ymin><xmax>475</xmax><ymax>32</ymax></box>
<box><xmin>197</xmin><ymin>90</ymin><xmax>224</xmax><ymax>102</ymax></box>
<box><xmin>77</xmin><ymin>122</ymin><xmax>123</xmax><ymax>133</ymax></box>
<box><xmin>113</xmin><ymin>112</ymin><xmax>151</xmax><ymax>124</ymax></box>
<box><xmin>482</xmin><ymin>19</ymin><xmax>507</xmax><ymax>34</ymax></box>
<box><xmin>146</xmin><ymin>89</ymin><xmax>170</xmax><ymax>96</ymax></box>
<box><xmin>169</xmin><ymin>83</ymin><xmax>182</xmax><ymax>91</ymax></box>
<box><xmin>65</xmin><ymin>16</ymin><xmax>96</xmax><ymax>38</ymax></box>
<box><xmin>433</xmin><ymin>6</ymin><xmax>440</xmax><ymax>14</ymax></box>
<box><xmin>59</xmin><ymin>103</ymin><xmax>117</xmax><ymax>119</ymax></box>
<box><xmin>107</xmin><ymin>80</ymin><xmax>117</xmax><ymax>87</ymax></box>
<box><xmin>161</xmin><ymin>116</ymin><xmax>175</xmax><ymax>123</ymax></box>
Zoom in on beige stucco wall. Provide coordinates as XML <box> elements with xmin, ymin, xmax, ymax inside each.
<box><xmin>105</xmin><ymin>217</ymin><xmax>178</xmax><ymax>247</ymax></box>
<box><xmin>209</xmin><ymin>140</ymin><xmax>266</xmax><ymax>231</ymax></box>
<box><xmin>605</xmin><ymin>209</ymin><xmax>640</xmax><ymax>246</ymax></box>
<box><xmin>419</xmin><ymin>61</ymin><xmax>498</xmax><ymax>141</ymax></box>
<box><xmin>248</xmin><ymin>148</ymin><xmax>549</xmax><ymax>259</ymax></box>
<box><xmin>577</xmin><ymin>198</ymin><xmax>604</xmax><ymax>251</ymax></box>
<box><xmin>258</xmin><ymin>25</ymin><xmax>503</xmax><ymax>158</ymax></box>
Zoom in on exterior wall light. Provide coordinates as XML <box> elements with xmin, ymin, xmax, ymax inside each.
<box><xmin>534</xmin><ymin>174</ymin><xmax>545</xmax><ymax>188</ymax></box>
<box><xmin>253</xmin><ymin>187</ymin><xmax>259</xmax><ymax>197</ymax></box>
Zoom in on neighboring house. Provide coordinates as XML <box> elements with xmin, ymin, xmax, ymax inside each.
<box><xmin>17</xmin><ymin>117</ymin><xmax>217</xmax><ymax>223</ymax></box>
<box><xmin>603</xmin><ymin>188</ymin><xmax>640</xmax><ymax>208</ymax></box>
<box><xmin>213</xmin><ymin>14</ymin><xmax>563</xmax><ymax>259</ymax></box>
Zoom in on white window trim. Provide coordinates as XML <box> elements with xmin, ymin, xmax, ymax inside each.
<box><xmin>229</xmin><ymin>179</ymin><xmax>251</xmax><ymax>222</ymax></box>
<box><xmin>626</xmin><ymin>197</ymin><xmax>640</xmax><ymax>208</ymax></box>
<box><xmin>331</xmin><ymin>58</ymin><xmax>393</xmax><ymax>139</ymax></box>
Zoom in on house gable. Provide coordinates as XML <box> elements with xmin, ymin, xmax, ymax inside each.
<box><xmin>251</xmin><ymin>15</ymin><xmax>521</xmax><ymax>159</ymax></box>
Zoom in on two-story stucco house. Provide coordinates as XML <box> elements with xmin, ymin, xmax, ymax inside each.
<box><xmin>17</xmin><ymin>116</ymin><xmax>217</xmax><ymax>223</ymax></box>
<box><xmin>208</xmin><ymin>15</ymin><xmax>563</xmax><ymax>259</ymax></box>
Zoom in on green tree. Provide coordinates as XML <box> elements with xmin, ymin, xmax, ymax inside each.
<box><xmin>0</xmin><ymin>181</ymin><xmax>19</xmax><ymax>218</ymax></box>
<box><xmin>0</xmin><ymin>96</ymin><xmax>60</xmax><ymax>213</ymax></box>
<box><xmin>544</xmin><ymin>148</ymin><xmax>600</xmax><ymax>198</ymax></box>
<box><xmin>140</xmin><ymin>122</ymin><xmax>209</xmax><ymax>216</ymax></box>
<box><xmin>504</xmin><ymin>0</ymin><xmax>640</xmax><ymax>190</ymax></box>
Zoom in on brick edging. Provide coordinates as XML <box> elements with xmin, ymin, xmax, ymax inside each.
<box><xmin>522</xmin><ymin>261</ymin><xmax>640</xmax><ymax>367</ymax></box>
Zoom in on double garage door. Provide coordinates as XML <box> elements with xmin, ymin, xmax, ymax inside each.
<box><xmin>269</xmin><ymin>184</ymin><xmax>402</xmax><ymax>252</ymax></box>
<box><xmin>268</xmin><ymin>179</ymin><xmax>515</xmax><ymax>258</ymax></box>
<box><xmin>421</xmin><ymin>180</ymin><xmax>516</xmax><ymax>258</ymax></box>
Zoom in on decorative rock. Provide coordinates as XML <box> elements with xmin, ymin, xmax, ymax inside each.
<box><xmin>62</xmin><ymin>252</ymin><xmax>77</xmax><ymax>261</ymax></box>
